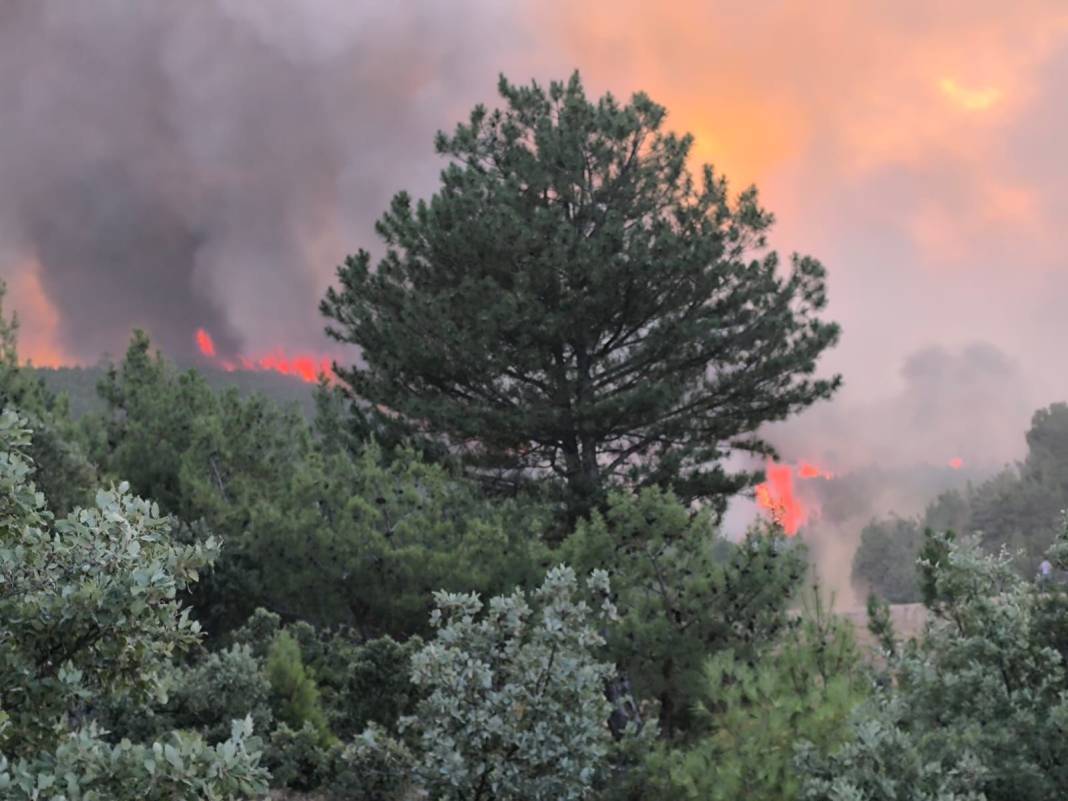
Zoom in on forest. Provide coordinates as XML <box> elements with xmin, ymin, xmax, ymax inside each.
<box><xmin>4</xmin><ymin>75</ymin><xmax>1068</xmax><ymax>801</ymax></box>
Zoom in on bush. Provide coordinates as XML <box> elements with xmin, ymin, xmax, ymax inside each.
<box><xmin>387</xmin><ymin>565</ymin><xmax>622</xmax><ymax>801</ymax></box>
<box><xmin>0</xmin><ymin>408</ymin><xmax>267</xmax><ymax>798</ymax></box>
<box><xmin>323</xmin><ymin>723</ymin><xmax>414</xmax><ymax>801</ymax></box>
<box><xmin>265</xmin><ymin>630</ymin><xmax>332</xmax><ymax>746</ymax></box>
<box><xmin>660</xmin><ymin>592</ymin><xmax>868</xmax><ymax>801</ymax></box>
<box><xmin>562</xmin><ymin>488</ymin><xmax>806</xmax><ymax>737</ymax></box>
<box><xmin>0</xmin><ymin>720</ymin><xmax>265</xmax><ymax>801</ymax></box>
<box><xmin>852</xmin><ymin>516</ymin><xmax>924</xmax><ymax>603</ymax></box>
<box><xmin>171</xmin><ymin>644</ymin><xmax>274</xmax><ymax>744</ymax></box>
<box><xmin>264</xmin><ymin>721</ymin><xmax>331</xmax><ymax>792</ymax></box>
<box><xmin>314</xmin><ymin>632</ymin><xmax>423</xmax><ymax>740</ymax></box>
<box><xmin>802</xmin><ymin>528</ymin><xmax>1068</xmax><ymax>800</ymax></box>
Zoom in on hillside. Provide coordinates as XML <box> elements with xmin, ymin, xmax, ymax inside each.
<box><xmin>28</xmin><ymin>364</ymin><xmax>320</xmax><ymax>419</ymax></box>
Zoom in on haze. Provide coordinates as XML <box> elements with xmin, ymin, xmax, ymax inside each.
<box><xmin>4</xmin><ymin>0</ymin><xmax>1067</xmax><ymax>489</ymax></box>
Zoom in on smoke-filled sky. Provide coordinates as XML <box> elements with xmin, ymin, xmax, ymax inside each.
<box><xmin>4</xmin><ymin>0</ymin><xmax>1068</xmax><ymax>472</ymax></box>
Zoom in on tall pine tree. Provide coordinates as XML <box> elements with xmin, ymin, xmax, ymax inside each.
<box><xmin>322</xmin><ymin>72</ymin><xmax>841</xmax><ymax>529</ymax></box>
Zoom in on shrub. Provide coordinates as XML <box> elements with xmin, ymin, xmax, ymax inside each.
<box><xmin>0</xmin><ymin>408</ymin><xmax>267</xmax><ymax>798</ymax></box>
<box><xmin>395</xmin><ymin>565</ymin><xmax>620</xmax><ymax>801</ymax></box>
<box><xmin>265</xmin><ymin>630</ymin><xmax>332</xmax><ymax>745</ymax></box>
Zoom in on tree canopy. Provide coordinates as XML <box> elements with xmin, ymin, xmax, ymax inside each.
<box><xmin>323</xmin><ymin>72</ymin><xmax>841</xmax><ymax>528</ymax></box>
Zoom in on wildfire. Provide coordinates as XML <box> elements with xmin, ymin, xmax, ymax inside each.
<box><xmin>195</xmin><ymin>328</ymin><xmax>333</xmax><ymax>384</ymax></box>
<box><xmin>754</xmin><ymin>458</ymin><xmax>834</xmax><ymax>535</ymax></box>
<box><xmin>798</xmin><ymin>461</ymin><xmax>835</xmax><ymax>480</ymax></box>
<box><xmin>195</xmin><ymin>328</ymin><xmax>216</xmax><ymax>358</ymax></box>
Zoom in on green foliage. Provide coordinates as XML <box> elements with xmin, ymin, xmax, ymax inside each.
<box><xmin>802</xmin><ymin>529</ymin><xmax>1068</xmax><ymax>800</ymax></box>
<box><xmin>0</xmin><ymin>719</ymin><xmax>266</xmax><ymax>801</ymax></box>
<box><xmin>171</xmin><ymin>644</ymin><xmax>274</xmax><ymax>744</ymax></box>
<box><xmin>1024</xmin><ymin>402</ymin><xmax>1068</xmax><ymax>496</ymax></box>
<box><xmin>312</xmin><ymin>633</ymin><xmax>423</xmax><ymax>739</ymax></box>
<box><xmin>661</xmin><ymin>592</ymin><xmax>868</xmax><ymax>801</ymax></box>
<box><xmin>852</xmin><ymin>517</ymin><xmax>924</xmax><ymax>603</ymax></box>
<box><xmin>264</xmin><ymin>721</ymin><xmax>331</xmax><ymax>792</ymax></box>
<box><xmin>323</xmin><ymin>723</ymin><xmax>415</xmax><ymax>801</ymax></box>
<box><xmin>853</xmin><ymin>403</ymin><xmax>1068</xmax><ymax>597</ymax></box>
<box><xmin>392</xmin><ymin>565</ymin><xmax>621</xmax><ymax>801</ymax></box>
<box><xmin>100</xmin><ymin>643</ymin><xmax>274</xmax><ymax>749</ymax></box>
<box><xmin>0</xmin><ymin>281</ymin><xmax>95</xmax><ymax>514</ymax></box>
<box><xmin>562</xmin><ymin>488</ymin><xmax>806</xmax><ymax>736</ymax></box>
<box><xmin>93</xmin><ymin>332</ymin><xmax>548</xmax><ymax>638</ymax></box>
<box><xmin>228</xmin><ymin>606</ymin><xmax>281</xmax><ymax>659</ymax></box>
<box><xmin>264</xmin><ymin>630</ymin><xmax>332</xmax><ymax>745</ymax></box>
<box><xmin>322</xmin><ymin>71</ymin><xmax>841</xmax><ymax>529</ymax></box>
<box><xmin>0</xmin><ymin>412</ymin><xmax>217</xmax><ymax>756</ymax></box>
<box><xmin>0</xmin><ymin>408</ymin><xmax>267</xmax><ymax>798</ymax></box>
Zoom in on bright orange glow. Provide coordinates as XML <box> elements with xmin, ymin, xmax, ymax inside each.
<box><xmin>194</xmin><ymin>328</ymin><xmax>333</xmax><ymax>384</ymax></box>
<box><xmin>195</xmin><ymin>328</ymin><xmax>216</xmax><ymax>358</ymax></box>
<box><xmin>948</xmin><ymin>456</ymin><xmax>964</xmax><ymax>469</ymax></box>
<box><xmin>755</xmin><ymin>461</ymin><xmax>807</xmax><ymax>535</ymax></box>
<box><xmin>755</xmin><ymin>459</ymin><xmax>836</xmax><ymax>535</ymax></box>
<box><xmin>798</xmin><ymin>461</ymin><xmax>835</xmax><ymax>480</ymax></box>
<box><xmin>254</xmin><ymin>350</ymin><xmax>333</xmax><ymax>383</ymax></box>
<box><xmin>6</xmin><ymin>258</ymin><xmax>74</xmax><ymax>367</ymax></box>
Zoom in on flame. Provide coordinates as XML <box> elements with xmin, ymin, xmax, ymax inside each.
<box><xmin>248</xmin><ymin>350</ymin><xmax>332</xmax><ymax>383</ymax></box>
<box><xmin>195</xmin><ymin>328</ymin><xmax>216</xmax><ymax>358</ymax></box>
<box><xmin>194</xmin><ymin>328</ymin><xmax>333</xmax><ymax>384</ymax></box>
<box><xmin>754</xmin><ymin>459</ymin><xmax>835</xmax><ymax>535</ymax></box>
<box><xmin>7</xmin><ymin>258</ymin><xmax>74</xmax><ymax>367</ymax></box>
<box><xmin>948</xmin><ymin>456</ymin><xmax>964</xmax><ymax>470</ymax></box>
<box><xmin>755</xmin><ymin>461</ymin><xmax>806</xmax><ymax>535</ymax></box>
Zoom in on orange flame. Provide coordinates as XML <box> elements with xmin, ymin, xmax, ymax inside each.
<box><xmin>195</xmin><ymin>328</ymin><xmax>216</xmax><ymax>358</ymax></box>
<box><xmin>755</xmin><ymin>459</ymin><xmax>835</xmax><ymax>535</ymax></box>
<box><xmin>194</xmin><ymin>327</ymin><xmax>333</xmax><ymax>384</ymax></box>
<box><xmin>798</xmin><ymin>461</ymin><xmax>835</xmax><ymax>480</ymax></box>
<box><xmin>756</xmin><ymin>461</ymin><xmax>806</xmax><ymax>535</ymax></box>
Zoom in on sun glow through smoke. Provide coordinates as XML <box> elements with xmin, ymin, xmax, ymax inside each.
<box><xmin>938</xmin><ymin>78</ymin><xmax>1002</xmax><ymax>111</ymax></box>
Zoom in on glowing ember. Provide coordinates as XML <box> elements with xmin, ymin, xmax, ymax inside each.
<box><xmin>194</xmin><ymin>328</ymin><xmax>333</xmax><ymax>384</ymax></box>
<box><xmin>798</xmin><ymin>461</ymin><xmax>834</xmax><ymax>480</ymax></box>
<box><xmin>195</xmin><ymin>328</ymin><xmax>216</xmax><ymax>358</ymax></box>
<box><xmin>948</xmin><ymin>456</ymin><xmax>964</xmax><ymax>469</ymax></box>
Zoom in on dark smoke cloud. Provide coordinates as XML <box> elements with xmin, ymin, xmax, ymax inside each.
<box><xmin>0</xmin><ymin>0</ymin><xmax>522</xmax><ymax>362</ymax></box>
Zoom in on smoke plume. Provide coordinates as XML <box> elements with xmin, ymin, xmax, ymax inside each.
<box><xmin>4</xmin><ymin>2</ymin><xmax>1068</xmax><ymax>603</ymax></box>
<box><xmin>0</xmin><ymin>0</ymin><xmax>520</xmax><ymax>363</ymax></box>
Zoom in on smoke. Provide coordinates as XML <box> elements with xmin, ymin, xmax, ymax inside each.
<box><xmin>731</xmin><ymin>341</ymin><xmax>1042</xmax><ymax>607</ymax></box>
<box><xmin>4</xmin><ymin>2</ymin><xmax>1068</xmax><ymax>603</ymax></box>
<box><xmin>0</xmin><ymin>0</ymin><xmax>521</xmax><ymax>363</ymax></box>
<box><xmin>770</xmin><ymin>341</ymin><xmax>1038</xmax><ymax>474</ymax></box>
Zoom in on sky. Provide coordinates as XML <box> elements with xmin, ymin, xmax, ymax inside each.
<box><xmin>4</xmin><ymin>0</ymin><xmax>1068</xmax><ymax>483</ymax></box>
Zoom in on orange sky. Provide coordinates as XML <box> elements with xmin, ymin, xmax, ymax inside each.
<box><xmin>5</xmin><ymin>1</ymin><xmax>1068</xmax><ymax>466</ymax></box>
<box><xmin>512</xmin><ymin>3</ymin><xmax>1068</xmax><ymax>420</ymax></box>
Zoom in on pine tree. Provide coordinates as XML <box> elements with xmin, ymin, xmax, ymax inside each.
<box><xmin>322</xmin><ymin>72</ymin><xmax>840</xmax><ymax>529</ymax></box>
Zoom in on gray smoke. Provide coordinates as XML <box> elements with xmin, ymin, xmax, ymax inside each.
<box><xmin>768</xmin><ymin>340</ymin><xmax>1038</xmax><ymax>474</ymax></box>
<box><xmin>0</xmin><ymin>0</ymin><xmax>520</xmax><ymax>362</ymax></box>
